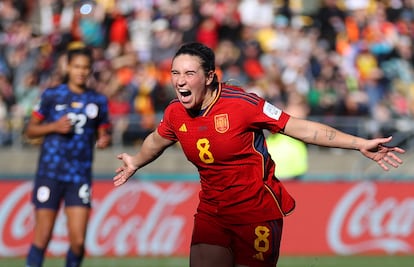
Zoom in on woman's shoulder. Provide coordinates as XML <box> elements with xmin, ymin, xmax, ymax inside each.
<box><xmin>220</xmin><ymin>83</ymin><xmax>263</xmax><ymax>106</ymax></box>
<box><xmin>84</xmin><ymin>88</ymin><xmax>109</xmax><ymax>101</ymax></box>
<box><xmin>165</xmin><ymin>98</ymin><xmax>181</xmax><ymax>110</ymax></box>
<box><xmin>41</xmin><ymin>84</ymin><xmax>67</xmax><ymax>97</ymax></box>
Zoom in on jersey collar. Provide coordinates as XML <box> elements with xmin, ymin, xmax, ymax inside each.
<box><xmin>202</xmin><ymin>83</ymin><xmax>221</xmax><ymax>117</ymax></box>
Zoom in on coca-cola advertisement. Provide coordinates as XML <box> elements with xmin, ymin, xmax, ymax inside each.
<box><xmin>282</xmin><ymin>181</ymin><xmax>414</xmax><ymax>255</ymax></box>
<box><xmin>0</xmin><ymin>180</ymin><xmax>199</xmax><ymax>257</ymax></box>
<box><xmin>0</xmin><ymin>180</ymin><xmax>413</xmax><ymax>257</ymax></box>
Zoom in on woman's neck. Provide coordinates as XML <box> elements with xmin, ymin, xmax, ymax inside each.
<box><xmin>201</xmin><ymin>87</ymin><xmax>218</xmax><ymax>110</ymax></box>
<box><xmin>68</xmin><ymin>83</ymin><xmax>86</xmax><ymax>94</ymax></box>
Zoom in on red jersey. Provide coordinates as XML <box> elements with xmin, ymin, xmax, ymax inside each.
<box><xmin>157</xmin><ymin>83</ymin><xmax>295</xmax><ymax>223</ymax></box>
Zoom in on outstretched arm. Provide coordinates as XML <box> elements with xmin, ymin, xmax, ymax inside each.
<box><xmin>283</xmin><ymin>117</ymin><xmax>405</xmax><ymax>171</ymax></box>
<box><xmin>113</xmin><ymin>130</ymin><xmax>175</xmax><ymax>186</ymax></box>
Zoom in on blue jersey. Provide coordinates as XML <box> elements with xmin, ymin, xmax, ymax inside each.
<box><xmin>33</xmin><ymin>84</ymin><xmax>110</xmax><ymax>183</ymax></box>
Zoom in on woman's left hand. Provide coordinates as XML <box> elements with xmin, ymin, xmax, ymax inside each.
<box><xmin>359</xmin><ymin>136</ymin><xmax>405</xmax><ymax>171</ymax></box>
<box><xmin>96</xmin><ymin>133</ymin><xmax>111</xmax><ymax>148</ymax></box>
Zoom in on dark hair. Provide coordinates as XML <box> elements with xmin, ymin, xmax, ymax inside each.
<box><xmin>174</xmin><ymin>42</ymin><xmax>222</xmax><ymax>84</ymax></box>
<box><xmin>174</xmin><ymin>42</ymin><xmax>215</xmax><ymax>73</ymax></box>
<box><xmin>174</xmin><ymin>42</ymin><xmax>219</xmax><ymax>88</ymax></box>
<box><xmin>67</xmin><ymin>46</ymin><xmax>93</xmax><ymax>63</ymax></box>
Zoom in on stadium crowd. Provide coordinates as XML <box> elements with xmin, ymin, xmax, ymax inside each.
<box><xmin>0</xmin><ymin>0</ymin><xmax>413</xmax><ymax>146</ymax></box>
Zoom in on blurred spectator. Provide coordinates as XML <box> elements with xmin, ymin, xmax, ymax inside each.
<box><xmin>307</xmin><ymin>77</ymin><xmax>338</xmax><ymax>116</ymax></box>
<box><xmin>0</xmin><ymin>93</ymin><xmax>11</xmax><ymax>145</ymax></box>
<box><xmin>315</xmin><ymin>0</ymin><xmax>346</xmax><ymax>50</ymax></box>
<box><xmin>213</xmin><ymin>0</ymin><xmax>242</xmax><ymax>41</ymax></box>
<box><xmin>121</xmin><ymin>62</ymin><xmax>162</xmax><ymax>145</ymax></box>
<box><xmin>0</xmin><ymin>0</ymin><xmax>20</xmax><ymax>30</ymax></box>
<box><xmin>129</xmin><ymin>7</ymin><xmax>153</xmax><ymax>62</ymax></box>
<box><xmin>150</xmin><ymin>18</ymin><xmax>181</xmax><ymax>65</ymax></box>
<box><xmin>14</xmin><ymin>71</ymin><xmax>41</xmax><ymax>119</ymax></box>
<box><xmin>0</xmin><ymin>73</ymin><xmax>15</xmax><ymax>114</ymax></box>
<box><xmin>196</xmin><ymin>15</ymin><xmax>219</xmax><ymax>49</ymax></box>
<box><xmin>0</xmin><ymin>73</ymin><xmax>14</xmax><ymax>145</ymax></box>
<box><xmin>0</xmin><ymin>0</ymin><xmax>414</xmax><ymax>148</ymax></box>
<box><xmin>238</xmin><ymin>0</ymin><xmax>274</xmax><ymax>28</ymax></box>
<box><xmin>171</xmin><ymin>0</ymin><xmax>200</xmax><ymax>45</ymax></box>
<box><xmin>108</xmin><ymin>9</ymin><xmax>129</xmax><ymax>45</ymax></box>
<box><xmin>240</xmin><ymin>40</ymin><xmax>265</xmax><ymax>81</ymax></box>
<box><xmin>77</xmin><ymin>1</ymin><xmax>105</xmax><ymax>47</ymax></box>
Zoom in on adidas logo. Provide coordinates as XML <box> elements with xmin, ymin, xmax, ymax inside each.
<box><xmin>179</xmin><ymin>123</ymin><xmax>187</xmax><ymax>132</ymax></box>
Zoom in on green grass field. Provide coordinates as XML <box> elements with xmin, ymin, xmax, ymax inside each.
<box><xmin>1</xmin><ymin>255</ymin><xmax>414</xmax><ymax>267</ymax></box>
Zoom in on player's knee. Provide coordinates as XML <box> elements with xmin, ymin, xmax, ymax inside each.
<box><xmin>33</xmin><ymin>232</ymin><xmax>53</xmax><ymax>248</ymax></box>
<box><xmin>69</xmin><ymin>237</ymin><xmax>85</xmax><ymax>252</ymax></box>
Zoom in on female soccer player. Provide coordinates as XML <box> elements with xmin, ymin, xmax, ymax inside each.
<box><xmin>113</xmin><ymin>42</ymin><xmax>405</xmax><ymax>267</ymax></box>
<box><xmin>25</xmin><ymin>46</ymin><xmax>111</xmax><ymax>267</ymax></box>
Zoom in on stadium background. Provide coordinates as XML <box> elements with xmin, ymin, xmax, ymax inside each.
<box><xmin>0</xmin><ymin>0</ymin><xmax>413</xmax><ymax>266</ymax></box>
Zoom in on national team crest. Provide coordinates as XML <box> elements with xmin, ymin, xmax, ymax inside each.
<box><xmin>85</xmin><ymin>103</ymin><xmax>99</xmax><ymax>119</ymax></box>
<box><xmin>214</xmin><ymin>114</ymin><xmax>229</xmax><ymax>133</ymax></box>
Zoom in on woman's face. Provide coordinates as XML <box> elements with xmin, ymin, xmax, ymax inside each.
<box><xmin>66</xmin><ymin>54</ymin><xmax>92</xmax><ymax>88</ymax></box>
<box><xmin>171</xmin><ymin>54</ymin><xmax>213</xmax><ymax>110</ymax></box>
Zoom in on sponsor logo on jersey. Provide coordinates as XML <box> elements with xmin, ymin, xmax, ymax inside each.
<box><xmin>55</xmin><ymin>104</ymin><xmax>67</xmax><ymax>111</ymax></box>
<box><xmin>179</xmin><ymin>123</ymin><xmax>187</xmax><ymax>132</ymax></box>
<box><xmin>198</xmin><ymin>125</ymin><xmax>208</xmax><ymax>131</ymax></box>
<box><xmin>214</xmin><ymin>114</ymin><xmax>229</xmax><ymax>133</ymax></box>
<box><xmin>263</xmin><ymin>101</ymin><xmax>282</xmax><ymax>120</ymax></box>
<box><xmin>71</xmin><ymin>102</ymin><xmax>84</xmax><ymax>109</ymax></box>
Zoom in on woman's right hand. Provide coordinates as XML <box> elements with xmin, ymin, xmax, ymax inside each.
<box><xmin>113</xmin><ymin>153</ymin><xmax>139</xmax><ymax>186</ymax></box>
<box><xmin>54</xmin><ymin>115</ymin><xmax>73</xmax><ymax>134</ymax></box>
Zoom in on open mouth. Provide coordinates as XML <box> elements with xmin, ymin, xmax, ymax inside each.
<box><xmin>179</xmin><ymin>89</ymin><xmax>191</xmax><ymax>97</ymax></box>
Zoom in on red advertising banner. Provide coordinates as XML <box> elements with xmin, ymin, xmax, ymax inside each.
<box><xmin>0</xmin><ymin>180</ymin><xmax>200</xmax><ymax>257</ymax></box>
<box><xmin>281</xmin><ymin>181</ymin><xmax>414</xmax><ymax>255</ymax></box>
<box><xmin>0</xmin><ymin>180</ymin><xmax>413</xmax><ymax>257</ymax></box>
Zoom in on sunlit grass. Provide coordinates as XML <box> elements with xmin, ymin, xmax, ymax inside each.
<box><xmin>1</xmin><ymin>255</ymin><xmax>413</xmax><ymax>267</ymax></box>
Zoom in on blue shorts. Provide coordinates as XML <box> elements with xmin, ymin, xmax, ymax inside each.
<box><xmin>32</xmin><ymin>178</ymin><xmax>92</xmax><ymax>210</ymax></box>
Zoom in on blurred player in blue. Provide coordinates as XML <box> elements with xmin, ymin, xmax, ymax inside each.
<box><xmin>24</xmin><ymin>46</ymin><xmax>111</xmax><ymax>267</ymax></box>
